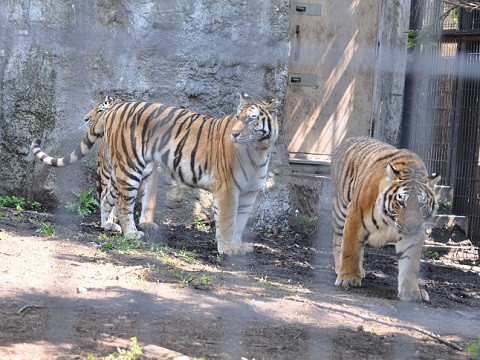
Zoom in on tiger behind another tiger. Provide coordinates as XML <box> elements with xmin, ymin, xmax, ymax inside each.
<box><xmin>31</xmin><ymin>93</ymin><xmax>279</xmax><ymax>255</ymax></box>
<box><xmin>83</xmin><ymin>96</ymin><xmax>158</xmax><ymax>233</ymax></box>
<box><xmin>331</xmin><ymin>137</ymin><xmax>440</xmax><ymax>301</ymax></box>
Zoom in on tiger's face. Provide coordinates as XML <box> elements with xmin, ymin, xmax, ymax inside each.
<box><xmin>231</xmin><ymin>93</ymin><xmax>279</xmax><ymax>149</ymax></box>
<box><xmin>383</xmin><ymin>164</ymin><xmax>440</xmax><ymax>235</ymax></box>
<box><xmin>84</xmin><ymin>96</ymin><xmax>115</xmax><ymax>128</ymax></box>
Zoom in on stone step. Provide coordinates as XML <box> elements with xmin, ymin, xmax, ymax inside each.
<box><xmin>434</xmin><ymin>214</ymin><xmax>468</xmax><ymax>233</ymax></box>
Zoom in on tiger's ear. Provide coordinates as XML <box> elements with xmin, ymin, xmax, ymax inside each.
<box><xmin>104</xmin><ymin>95</ymin><xmax>114</xmax><ymax>105</ymax></box>
<box><xmin>386</xmin><ymin>163</ymin><xmax>400</xmax><ymax>181</ymax></box>
<box><xmin>428</xmin><ymin>173</ymin><xmax>441</xmax><ymax>188</ymax></box>
<box><xmin>265</xmin><ymin>98</ymin><xmax>281</xmax><ymax>110</ymax></box>
<box><xmin>240</xmin><ymin>92</ymin><xmax>252</xmax><ymax>104</ymax></box>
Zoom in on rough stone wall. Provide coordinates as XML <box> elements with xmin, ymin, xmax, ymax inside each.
<box><xmin>0</xmin><ymin>0</ymin><xmax>291</xmax><ymax>229</ymax></box>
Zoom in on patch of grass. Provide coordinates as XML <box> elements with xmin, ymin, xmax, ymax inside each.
<box><xmin>438</xmin><ymin>199</ymin><xmax>453</xmax><ymax>208</ymax></box>
<box><xmin>199</xmin><ymin>273</ymin><xmax>211</xmax><ymax>285</ymax></box>
<box><xmin>35</xmin><ymin>221</ymin><xmax>55</xmax><ymax>236</ymax></box>
<box><xmin>98</xmin><ymin>234</ymin><xmax>143</xmax><ymax>253</ymax></box>
<box><xmin>0</xmin><ymin>195</ymin><xmax>43</xmax><ymax>211</ymax></box>
<box><xmin>467</xmin><ymin>334</ymin><xmax>480</xmax><ymax>360</ymax></box>
<box><xmin>426</xmin><ymin>251</ymin><xmax>440</xmax><ymax>260</ymax></box>
<box><xmin>291</xmin><ymin>212</ymin><xmax>318</xmax><ymax>238</ymax></box>
<box><xmin>178</xmin><ymin>246</ymin><xmax>199</xmax><ymax>265</ymax></box>
<box><xmin>84</xmin><ymin>337</ymin><xmax>142</xmax><ymax>360</ymax></box>
<box><xmin>64</xmin><ymin>186</ymin><xmax>98</xmax><ymax>216</ymax></box>
<box><xmin>257</xmin><ymin>275</ymin><xmax>272</xmax><ymax>287</ymax></box>
<box><xmin>193</xmin><ymin>218</ymin><xmax>211</xmax><ymax>232</ymax></box>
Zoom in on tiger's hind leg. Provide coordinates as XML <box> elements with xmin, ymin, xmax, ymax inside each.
<box><xmin>396</xmin><ymin>235</ymin><xmax>429</xmax><ymax>301</ymax></box>
<box><xmin>332</xmin><ymin>195</ymin><xmax>346</xmax><ymax>274</ymax></box>
<box><xmin>137</xmin><ymin>163</ymin><xmax>159</xmax><ymax>233</ymax></box>
<box><xmin>115</xmin><ymin>167</ymin><xmax>145</xmax><ymax>240</ymax></box>
<box><xmin>100</xmin><ymin>177</ymin><xmax>121</xmax><ymax>233</ymax></box>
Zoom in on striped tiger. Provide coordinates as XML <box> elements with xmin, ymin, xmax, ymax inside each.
<box><xmin>31</xmin><ymin>93</ymin><xmax>280</xmax><ymax>255</ymax></box>
<box><xmin>331</xmin><ymin>137</ymin><xmax>440</xmax><ymax>301</ymax></box>
<box><xmin>83</xmin><ymin>96</ymin><xmax>116</xmax><ymax>201</ymax></box>
<box><xmin>83</xmin><ymin>96</ymin><xmax>158</xmax><ymax>233</ymax></box>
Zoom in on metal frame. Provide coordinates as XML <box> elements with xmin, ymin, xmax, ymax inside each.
<box><xmin>403</xmin><ymin>0</ymin><xmax>480</xmax><ymax>243</ymax></box>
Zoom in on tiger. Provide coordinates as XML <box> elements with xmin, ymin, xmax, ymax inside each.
<box><xmin>31</xmin><ymin>92</ymin><xmax>280</xmax><ymax>255</ymax></box>
<box><xmin>331</xmin><ymin>137</ymin><xmax>440</xmax><ymax>301</ymax></box>
<box><xmin>83</xmin><ymin>96</ymin><xmax>116</xmax><ymax>201</ymax></box>
<box><xmin>83</xmin><ymin>96</ymin><xmax>159</xmax><ymax>233</ymax></box>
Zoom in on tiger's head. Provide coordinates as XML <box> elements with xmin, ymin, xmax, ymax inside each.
<box><xmin>83</xmin><ymin>96</ymin><xmax>116</xmax><ymax>128</ymax></box>
<box><xmin>231</xmin><ymin>92</ymin><xmax>280</xmax><ymax>149</ymax></box>
<box><xmin>382</xmin><ymin>162</ymin><xmax>440</xmax><ymax>236</ymax></box>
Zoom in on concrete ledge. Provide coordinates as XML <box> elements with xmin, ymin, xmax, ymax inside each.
<box><xmin>434</xmin><ymin>214</ymin><xmax>468</xmax><ymax>232</ymax></box>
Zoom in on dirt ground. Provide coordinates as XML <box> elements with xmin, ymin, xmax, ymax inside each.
<box><xmin>0</xmin><ymin>206</ymin><xmax>479</xmax><ymax>360</ymax></box>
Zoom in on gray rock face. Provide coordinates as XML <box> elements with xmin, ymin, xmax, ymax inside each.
<box><xmin>0</xmin><ymin>0</ymin><xmax>292</xmax><ymax>229</ymax></box>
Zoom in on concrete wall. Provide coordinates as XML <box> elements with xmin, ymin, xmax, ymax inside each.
<box><xmin>372</xmin><ymin>0</ymin><xmax>412</xmax><ymax>146</ymax></box>
<box><xmin>284</xmin><ymin>0</ymin><xmax>382</xmax><ymax>161</ymax></box>
<box><xmin>284</xmin><ymin>0</ymin><xmax>411</xmax><ymax>162</ymax></box>
<box><xmin>0</xmin><ymin>0</ymin><xmax>291</xmax><ymax>228</ymax></box>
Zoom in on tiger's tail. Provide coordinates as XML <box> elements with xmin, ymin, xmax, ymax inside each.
<box><xmin>30</xmin><ymin>116</ymin><xmax>105</xmax><ymax>167</ymax></box>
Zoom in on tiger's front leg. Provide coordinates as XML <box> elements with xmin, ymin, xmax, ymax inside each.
<box><xmin>213</xmin><ymin>187</ymin><xmax>238</xmax><ymax>256</ymax></box>
<box><xmin>232</xmin><ymin>190</ymin><xmax>259</xmax><ymax>254</ymax></box>
<box><xmin>335</xmin><ymin>212</ymin><xmax>365</xmax><ymax>287</ymax></box>
<box><xmin>396</xmin><ymin>235</ymin><xmax>429</xmax><ymax>301</ymax></box>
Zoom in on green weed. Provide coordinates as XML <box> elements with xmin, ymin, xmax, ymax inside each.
<box><xmin>84</xmin><ymin>337</ymin><xmax>142</xmax><ymax>360</ymax></box>
<box><xmin>36</xmin><ymin>221</ymin><xmax>55</xmax><ymax>236</ymax></box>
<box><xmin>438</xmin><ymin>199</ymin><xmax>453</xmax><ymax>208</ymax></box>
<box><xmin>467</xmin><ymin>333</ymin><xmax>480</xmax><ymax>360</ymax></box>
<box><xmin>426</xmin><ymin>251</ymin><xmax>441</xmax><ymax>260</ymax></box>
<box><xmin>199</xmin><ymin>273</ymin><xmax>211</xmax><ymax>285</ymax></box>
<box><xmin>291</xmin><ymin>213</ymin><xmax>318</xmax><ymax>238</ymax></box>
<box><xmin>193</xmin><ymin>218</ymin><xmax>210</xmax><ymax>232</ymax></box>
<box><xmin>98</xmin><ymin>234</ymin><xmax>143</xmax><ymax>253</ymax></box>
<box><xmin>0</xmin><ymin>195</ymin><xmax>43</xmax><ymax>211</ymax></box>
<box><xmin>257</xmin><ymin>275</ymin><xmax>272</xmax><ymax>287</ymax></box>
<box><xmin>178</xmin><ymin>246</ymin><xmax>199</xmax><ymax>265</ymax></box>
<box><xmin>64</xmin><ymin>186</ymin><xmax>98</xmax><ymax>216</ymax></box>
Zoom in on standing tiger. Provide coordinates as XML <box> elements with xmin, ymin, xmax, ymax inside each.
<box><xmin>83</xmin><ymin>96</ymin><xmax>158</xmax><ymax>233</ymax></box>
<box><xmin>331</xmin><ymin>137</ymin><xmax>439</xmax><ymax>301</ymax></box>
<box><xmin>31</xmin><ymin>93</ymin><xmax>279</xmax><ymax>255</ymax></box>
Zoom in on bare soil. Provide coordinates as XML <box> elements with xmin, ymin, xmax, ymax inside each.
<box><xmin>0</xmin><ymin>207</ymin><xmax>479</xmax><ymax>359</ymax></box>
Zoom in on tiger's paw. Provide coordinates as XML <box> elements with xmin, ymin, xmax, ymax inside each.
<box><xmin>138</xmin><ymin>221</ymin><xmax>159</xmax><ymax>233</ymax></box>
<box><xmin>398</xmin><ymin>288</ymin><xmax>430</xmax><ymax>302</ymax></box>
<box><xmin>217</xmin><ymin>241</ymin><xmax>234</xmax><ymax>256</ymax></box>
<box><xmin>104</xmin><ymin>221</ymin><xmax>122</xmax><ymax>233</ymax></box>
<box><xmin>234</xmin><ymin>242</ymin><xmax>253</xmax><ymax>255</ymax></box>
<box><xmin>125</xmin><ymin>231</ymin><xmax>145</xmax><ymax>240</ymax></box>
<box><xmin>335</xmin><ymin>273</ymin><xmax>362</xmax><ymax>287</ymax></box>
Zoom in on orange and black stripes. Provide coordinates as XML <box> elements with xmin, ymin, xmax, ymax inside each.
<box><xmin>30</xmin><ymin>93</ymin><xmax>280</xmax><ymax>253</ymax></box>
<box><xmin>332</xmin><ymin>137</ymin><xmax>439</xmax><ymax>240</ymax></box>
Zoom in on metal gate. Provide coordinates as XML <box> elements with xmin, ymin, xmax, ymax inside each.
<box><xmin>402</xmin><ymin>0</ymin><xmax>480</xmax><ymax>242</ymax></box>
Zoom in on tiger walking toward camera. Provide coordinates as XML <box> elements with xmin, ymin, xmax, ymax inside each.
<box><xmin>331</xmin><ymin>137</ymin><xmax>439</xmax><ymax>301</ymax></box>
<box><xmin>31</xmin><ymin>93</ymin><xmax>279</xmax><ymax>255</ymax></box>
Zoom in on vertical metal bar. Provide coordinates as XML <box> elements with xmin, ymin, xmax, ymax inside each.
<box><xmin>449</xmin><ymin>38</ymin><xmax>463</xmax><ymax>189</ymax></box>
<box><xmin>401</xmin><ymin>0</ymin><xmax>424</xmax><ymax>149</ymax></box>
